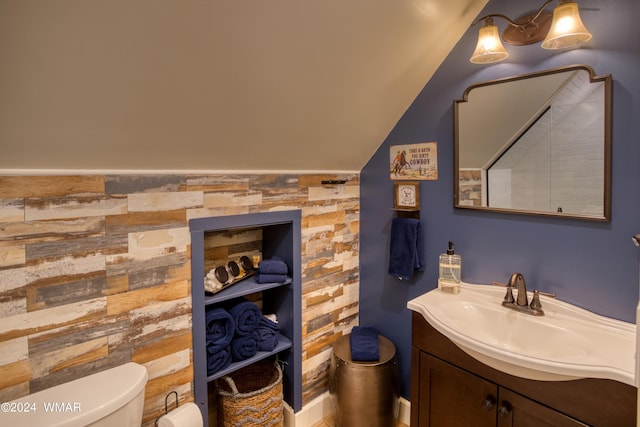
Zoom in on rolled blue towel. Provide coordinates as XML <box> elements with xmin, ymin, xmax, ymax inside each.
<box><xmin>256</xmin><ymin>273</ymin><xmax>288</xmax><ymax>284</ymax></box>
<box><xmin>230</xmin><ymin>331</ymin><xmax>259</xmax><ymax>361</ymax></box>
<box><xmin>207</xmin><ymin>346</ymin><xmax>232</xmax><ymax>375</ymax></box>
<box><xmin>258</xmin><ymin>257</ymin><xmax>288</xmax><ymax>275</ymax></box>
<box><xmin>350</xmin><ymin>326</ymin><xmax>380</xmax><ymax>362</ymax></box>
<box><xmin>256</xmin><ymin>316</ymin><xmax>280</xmax><ymax>351</ymax></box>
<box><xmin>228</xmin><ymin>301</ymin><xmax>261</xmax><ymax>336</ymax></box>
<box><xmin>205</xmin><ymin>308</ymin><xmax>235</xmax><ymax>351</ymax></box>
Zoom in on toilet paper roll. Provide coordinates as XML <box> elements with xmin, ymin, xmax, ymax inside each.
<box><xmin>157</xmin><ymin>402</ymin><xmax>203</xmax><ymax>427</ymax></box>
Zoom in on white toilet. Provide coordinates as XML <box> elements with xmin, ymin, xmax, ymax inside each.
<box><xmin>0</xmin><ymin>362</ymin><xmax>148</xmax><ymax>427</ymax></box>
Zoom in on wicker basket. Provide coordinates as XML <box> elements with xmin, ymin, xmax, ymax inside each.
<box><xmin>215</xmin><ymin>359</ymin><xmax>284</xmax><ymax>427</ymax></box>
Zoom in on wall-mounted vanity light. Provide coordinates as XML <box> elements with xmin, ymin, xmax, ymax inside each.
<box><xmin>470</xmin><ymin>0</ymin><xmax>592</xmax><ymax>64</ymax></box>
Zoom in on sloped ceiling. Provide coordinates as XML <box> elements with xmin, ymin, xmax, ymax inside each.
<box><xmin>0</xmin><ymin>0</ymin><xmax>487</xmax><ymax>172</ymax></box>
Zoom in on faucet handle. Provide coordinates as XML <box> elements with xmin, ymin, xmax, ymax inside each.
<box><xmin>503</xmin><ymin>286</ymin><xmax>515</xmax><ymax>304</ymax></box>
<box><xmin>492</xmin><ymin>281</ymin><xmax>516</xmax><ymax>303</ymax></box>
<box><xmin>529</xmin><ymin>289</ymin><xmax>557</xmax><ymax>312</ymax></box>
<box><xmin>530</xmin><ymin>290</ymin><xmax>543</xmax><ymax>311</ymax></box>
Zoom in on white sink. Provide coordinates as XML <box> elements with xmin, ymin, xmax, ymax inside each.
<box><xmin>408</xmin><ymin>282</ymin><xmax>636</xmax><ymax>386</ymax></box>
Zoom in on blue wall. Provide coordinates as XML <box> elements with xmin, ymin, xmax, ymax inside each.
<box><xmin>359</xmin><ymin>0</ymin><xmax>640</xmax><ymax>399</ymax></box>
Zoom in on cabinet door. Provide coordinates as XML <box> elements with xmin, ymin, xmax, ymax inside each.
<box><xmin>497</xmin><ymin>388</ymin><xmax>588</xmax><ymax>427</ymax></box>
<box><xmin>420</xmin><ymin>353</ymin><xmax>497</xmax><ymax>427</ymax></box>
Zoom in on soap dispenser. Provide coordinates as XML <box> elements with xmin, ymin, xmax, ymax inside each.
<box><xmin>438</xmin><ymin>241</ymin><xmax>461</xmax><ymax>293</ymax></box>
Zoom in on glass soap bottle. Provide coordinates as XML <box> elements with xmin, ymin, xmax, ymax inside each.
<box><xmin>438</xmin><ymin>241</ymin><xmax>461</xmax><ymax>293</ymax></box>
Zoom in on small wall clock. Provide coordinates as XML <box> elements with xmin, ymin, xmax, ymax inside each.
<box><xmin>394</xmin><ymin>181</ymin><xmax>420</xmax><ymax>210</ymax></box>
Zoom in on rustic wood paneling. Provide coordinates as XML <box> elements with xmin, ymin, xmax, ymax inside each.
<box><xmin>26</xmin><ymin>272</ymin><xmax>109</xmax><ymax>311</ymax></box>
<box><xmin>0</xmin><ymin>198</ymin><xmax>24</xmax><ymax>223</ymax></box>
<box><xmin>0</xmin><ymin>173</ymin><xmax>360</xmax><ymax>425</ymax></box>
<box><xmin>29</xmin><ymin>337</ymin><xmax>110</xmax><ymax>378</ymax></box>
<box><xmin>182</xmin><ymin>175</ymin><xmax>251</xmax><ymax>193</ymax></box>
<box><xmin>0</xmin><ymin>244</ymin><xmax>26</xmax><ymax>268</ymax></box>
<box><xmin>128</xmin><ymin>191</ymin><xmax>203</xmax><ymax>212</ymax></box>
<box><xmin>105</xmin><ymin>210</ymin><xmax>187</xmax><ymax>235</ymax></box>
<box><xmin>25</xmin><ymin>195</ymin><xmax>128</xmax><ymax>221</ymax></box>
<box><xmin>28</xmin><ymin>316</ymin><xmax>130</xmax><ymax>357</ymax></box>
<box><xmin>0</xmin><ymin>298</ymin><xmax>107</xmax><ymax>341</ymax></box>
<box><xmin>0</xmin><ymin>217</ymin><xmax>105</xmax><ymax>244</ymax></box>
<box><xmin>0</xmin><ymin>359</ymin><xmax>32</xmax><ymax>391</ymax></box>
<box><xmin>29</xmin><ymin>351</ymin><xmax>131</xmax><ymax>393</ymax></box>
<box><xmin>105</xmin><ymin>175</ymin><xmax>188</xmax><ymax>195</ymax></box>
<box><xmin>131</xmin><ymin>332</ymin><xmax>192</xmax><ymax>365</ymax></box>
<box><xmin>0</xmin><ymin>176</ymin><xmax>105</xmax><ymax>198</ymax></box>
<box><xmin>203</xmin><ymin>228</ymin><xmax>262</xmax><ymax>273</ymax></box>
<box><xmin>26</xmin><ymin>235</ymin><xmax>127</xmax><ymax>261</ymax></box>
<box><xmin>0</xmin><ymin>253</ymin><xmax>107</xmax><ymax>294</ymax></box>
<box><xmin>107</xmin><ymin>280</ymin><xmax>189</xmax><ymax>316</ymax></box>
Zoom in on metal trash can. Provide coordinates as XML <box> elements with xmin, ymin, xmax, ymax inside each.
<box><xmin>329</xmin><ymin>334</ymin><xmax>399</xmax><ymax>427</ymax></box>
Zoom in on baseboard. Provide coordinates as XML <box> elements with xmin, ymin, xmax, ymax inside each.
<box><xmin>397</xmin><ymin>396</ymin><xmax>411</xmax><ymax>425</ymax></box>
<box><xmin>283</xmin><ymin>393</ymin><xmax>411</xmax><ymax>426</ymax></box>
<box><xmin>283</xmin><ymin>392</ymin><xmax>332</xmax><ymax>427</ymax></box>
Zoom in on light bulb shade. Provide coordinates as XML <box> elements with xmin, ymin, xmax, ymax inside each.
<box><xmin>470</xmin><ymin>21</ymin><xmax>509</xmax><ymax>64</ymax></box>
<box><xmin>541</xmin><ymin>1</ymin><xmax>592</xmax><ymax>49</ymax></box>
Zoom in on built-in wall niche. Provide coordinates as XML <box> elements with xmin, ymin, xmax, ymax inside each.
<box><xmin>190</xmin><ymin>210</ymin><xmax>302</xmax><ymax>426</ymax></box>
<box><xmin>203</xmin><ymin>227</ymin><xmax>262</xmax><ymax>274</ymax></box>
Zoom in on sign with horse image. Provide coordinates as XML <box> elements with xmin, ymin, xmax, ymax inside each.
<box><xmin>390</xmin><ymin>142</ymin><xmax>438</xmax><ymax>180</ymax></box>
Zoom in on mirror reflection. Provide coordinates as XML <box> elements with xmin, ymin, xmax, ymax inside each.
<box><xmin>454</xmin><ymin>65</ymin><xmax>611</xmax><ymax>221</ymax></box>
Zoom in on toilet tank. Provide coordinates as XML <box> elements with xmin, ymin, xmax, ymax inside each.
<box><xmin>0</xmin><ymin>362</ymin><xmax>148</xmax><ymax>427</ymax></box>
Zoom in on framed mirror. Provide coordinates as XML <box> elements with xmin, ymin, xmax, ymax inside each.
<box><xmin>454</xmin><ymin>65</ymin><xmax>611</xmax><ymax>221</ymax></box>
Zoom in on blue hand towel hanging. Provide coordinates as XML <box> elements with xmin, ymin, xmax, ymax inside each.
<box><xmin>388</xmin><ymin>217</ymin><xmax>424</xmax><ymax>280</ymax></box>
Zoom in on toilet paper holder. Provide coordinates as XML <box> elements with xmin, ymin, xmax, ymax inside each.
<box><xmin>155</xmin><ymin>391</ymin><xmax>179</xmax><ymax>427</ymax></box>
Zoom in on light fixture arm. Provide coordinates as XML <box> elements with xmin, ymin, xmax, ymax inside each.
<box><xmin>471</xmin><ymin>0</ymin><xmax>554</xmax><ymax>29</ymax></box>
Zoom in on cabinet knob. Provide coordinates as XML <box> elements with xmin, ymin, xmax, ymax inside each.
<box><xmin>482</xmin><ymin>395</ymin><xmax>496</xmax><ymax>410</ymax></box>
<box><xmin>499</xmin><ymin>401</ymin><xmax>512</xmax><ymax>417</ymax></box>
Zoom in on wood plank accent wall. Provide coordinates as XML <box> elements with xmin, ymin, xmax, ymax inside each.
<box><xmin>0</xmin><ymin>173</ymin><xmax>360</xmax><ymax>426</ymax></box>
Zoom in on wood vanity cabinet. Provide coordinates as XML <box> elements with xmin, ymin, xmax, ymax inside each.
<box><xmin>411</xmin><ymin>312</ymin><xmax>637</xmax><ymax>427</ymax></box>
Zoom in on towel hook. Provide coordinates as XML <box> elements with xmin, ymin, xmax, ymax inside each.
<box><xmin>321</xmin><ymin>179</ymin><xmax>348</xmax><ymax>185</ymax></box>
<box><xmin>155</xmin><ymin>391</ymin><xmax>179</xmax><ymax>427</ymax></box>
